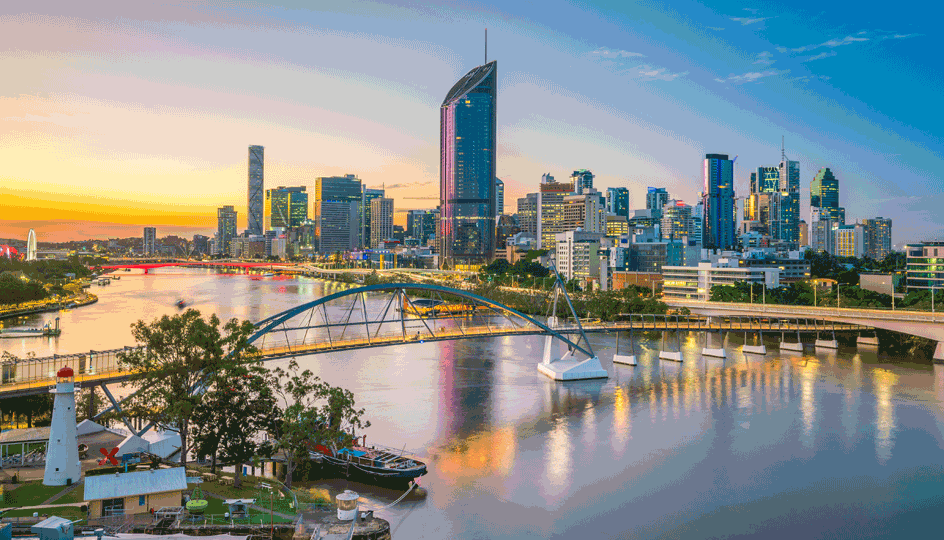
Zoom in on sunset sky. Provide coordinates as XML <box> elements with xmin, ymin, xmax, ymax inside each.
<box><xmin>1</xmin><ymin>0</ymin><xmax>941</xmax><ymax>244</ymax></box>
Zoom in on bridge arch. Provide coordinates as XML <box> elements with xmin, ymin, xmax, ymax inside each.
<box><xmin>246</xmin><ymin>282</ymin><xmax>594</xmax><ymax>359</ymax></box>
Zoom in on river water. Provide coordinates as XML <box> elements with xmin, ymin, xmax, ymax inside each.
<box><xmin>3</xmin><ymin>268</ymin><xmax>944</xmax><ymax>539</ymax></box>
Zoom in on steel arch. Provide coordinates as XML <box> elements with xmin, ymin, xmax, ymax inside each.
<box><xmin>247</xmin><ymin>282</ymin><xmax>594</xmax><ymax>357</ymax></box>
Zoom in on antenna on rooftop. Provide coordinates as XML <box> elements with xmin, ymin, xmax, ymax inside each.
<box><xmin>781</xmin><ymin>135</ymin><xmax>786</xmax><ymax>162</ymax></box>
<box><xmin>485</xmin><ymin>28</ymin><xmax>488</xmax><ymax>64</ymax></box>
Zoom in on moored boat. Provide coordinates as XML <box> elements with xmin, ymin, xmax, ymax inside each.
<box><xmin>309</xmin><ymin>442</ymin><xmax>427</xmax><ymax>485</ymax></box>
<box><xmin>0</xmin><ymin>317</ymin><xmax>61</xmax><ymax>338</ymax></box>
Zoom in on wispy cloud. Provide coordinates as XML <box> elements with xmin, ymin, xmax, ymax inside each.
<box><xmin>590</xmin><ymin>47</ymin><xmax>646</xmax><ymax>59</ymax></box>
<box><xmin>743</xmin><ymin>8</ymin><xmax>760</xmax><ymax>14</ymax></box>
<box><xmin>714</xmin><ymin>69</ymin><xmax>788</xmax><ymax>84</ymax></box>
<box><xmin>804</xmin><ymin>50</ymin><xmax>838</xmax><ymax>61</ymax></box>
<box><xmin>789</xmin><ymin>74</ymin><xmax>831</xmax><ymax>83</ymax></box>
<box><xmin>892</xmin><ymin>33</ymin><xmax>921</xmax><ymax>39</ymax></box>
<box><xmin>630</xmin><ymin>64</ymin><xmax>689</xmax><ymax>81</ymax></box>
<box><xmin>375</xmin><ymin>181</ymin><xmax>433</xmax><ymax>190</ymax></box>
<box><xmin>778</xmin><ymin>34</ymin><xmax>869</xmax><ymax>54</ymax></box>
<box><xmin>730</xmin><ymin>16</ymin><xmax>774</xmax><ymax>26</ymax></box>
<box><xmin>753</xmin><ymin>51</ymin><xmax>774</xmax><ymax>66</ymax></box>
<box><xmin>706</xmin><ymin>26</ymin><xmax>725</xmax><ymax>31</ymax></box>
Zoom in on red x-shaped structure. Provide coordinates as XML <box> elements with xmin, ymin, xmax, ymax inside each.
<box><xmin>99</xmin><ymin>447</ymin><xmax>119</xmax><ymax>466</ymax></box>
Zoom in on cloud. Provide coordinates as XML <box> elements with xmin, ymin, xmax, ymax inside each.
<box><xmin>743</xmin><ymin>8</ymin><xmax>760</xmax><ymax>14</ymax></box>
<box><xmin>714</xmin><ymin>69</ymin><xmax>788</xmax><ymax>84</ymax></box>
<box><xmin>590</xmin><ymin>47</ymin><xmax>646</xmax><ymax>59</ymax></box>
<box><xmin>753</xmin><ymin>51</ymin><xmax>774</xmax><ymax>66</ymax></box>
<box><xmin>788</xmin><ymin>74</ymin><xmax>832</xmax><ymax>83</ymax></box>
<box><xmin>784</xmin><ymin>34</ymin><xmax>869</xmax><ymax>53</ymax></box>
<box><xmin>706</xmin><ymin>26</ymin><xmax>725</xmax><ymax>31</ymax></box>
<box><xmin>804</xmin><ymin>50</ymin><xmax>838</xmax><ymax>61</ymax></box>
<box><xmin>729</xmin><ymin>16</ymin><xmax>774</xmax><ymax>26</ymax></box>
<box><xmin>892</xmin><ymin>33</ymin><xmax>921</xmax><ymax>39</ymax></box>
<box><xmin>629</xmin><ymin>64</ymin><xmax>689</xmax><ymax>81</ymax></box>
<box><xmin>374</xmin><ymin>181</ymin><xmax>433</xmax><ymax>190</ymax></box>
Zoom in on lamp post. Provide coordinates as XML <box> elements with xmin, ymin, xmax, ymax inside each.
<box><xmin>837</xmin><ymin>283</ymin><xmax>841</xmax><ymax>308</ymax></box>
<box><xmin>891</xmin><ymin>278</ymin><xmax>895</xmax><ymax>311</ymax></box>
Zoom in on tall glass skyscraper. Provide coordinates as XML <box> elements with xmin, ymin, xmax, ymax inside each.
<box><xmin>362</xmin><ymin>187</ymin><xmax>385</xmax><ymax>248</ymax></box>
<box><xmin>702</xmin><ymin>154</ymin><xmax>736</xmax><ymax>250</ymax></box>
<box><xmin>571</xmin><ymin>169</ymin><xmax>594</xmax><ymax>195</ymax></box>
<box><xmin>646</xmin><ymin>187</ymin><xmax>669</xmax><ymax>219</ymax></box>
<box><xmin>811</xmin><ymin>168</ymin><xmax>841</xmax><ymax>222</ymax></box>
<box><xmin>495</xmin><ymin>178</ymin><xmax>505</xmax><ymax>216</ymax></box>
<box><xmin>440</xmin><ymin>60</ymin><xmax>497</xmax><ymax>269</ymax></box>
<box><xmin>606</xmin><ymin>187</ymin><xmax>630</xmax><ymax>218</ymax></box>
<box><xmin>265</xmin><ymin>186</ymin><xmax>307</xmax><ymax>230</ymax></box>
<box><xmin>248</xmin><ymin>145</ymin><xmax>264</xmax><ymax>236</ymax></box>
<box><xmin>779</xmin><ymin>150</ymin><xmax>800</xmax><ymax>245</ymax></box>
<box><xmin>217</xmin><ymin>205</ymin><xmax>237</xmax><ymax>256</ymax></box>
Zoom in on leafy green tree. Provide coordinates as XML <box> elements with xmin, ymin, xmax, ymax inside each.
<box><xmin>270</xmin><ymin>361</ymin><xmax>370</xmax><ymax>487</ymax></box>
<box><xmin>118</xmin><ymin>310</ymin><xmax>257</xmax><ymax>469</ymax></box>
<box><xmin>191</xmin><ymin>360</ymin><xmax>276</xmax><ymax>487</ymax></box>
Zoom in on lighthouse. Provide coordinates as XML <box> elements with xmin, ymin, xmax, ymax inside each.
<box><xmin>43</xmin><ymin>366</ymin><xmax>81</xmax><ymax>486</ymax></box>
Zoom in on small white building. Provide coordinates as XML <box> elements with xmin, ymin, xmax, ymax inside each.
<box><xmin>663</xmin><ymin>261</ymin><xmax>780</xmax><ymax>301</ymax></box>
<box><xmin>85</xmin><ymin>467</ymin><xmax>187</xmax><ymax>518</ymax></box>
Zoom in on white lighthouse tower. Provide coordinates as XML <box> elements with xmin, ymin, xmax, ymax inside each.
<box><xmin>43</xmin><ymin>366</ymin><xmax>81</xmax><ymax>486</ymax></box>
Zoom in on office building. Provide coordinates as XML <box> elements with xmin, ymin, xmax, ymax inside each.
<box><xmin>606</xmin><ymin>187</ymin><xmax>630</xmax><ymax>219</ymax></box>
<box><xmin>538</xmin><ymin>185</ymin><xmax>604</xmax><ymax>250</ymax></box>
<box><xmin>362</xmin><ymin>187</ymin><xmax>385</xmax><ymax>248</ymax></box>
<box><xmin>495</xmin><ymin>178</ymin><xmax>504</xmax><ymax>216</ymax></box>
<box><xmin>810</xmin><ymin>219</ymin><xmax>834</xmax><ymax>254</ymax></box>
<box><xmin>702</xmin><ymin>154</ymin><xmax>736</xmax><ymax>250</ymax></box>
<box><xmin>778</xmin><ymin>143</ymin><xmax>800</xmax><ymax>244</ymax></box>
<box><xmin>192</xmin><ymin>234</ymin><xmax>210</xmax><ymax>256</ymax></box>
<box><xmin>663</xmin><ymin>260</ymin><xmax>780</xmax><ymax>301</ymax></box>
<box><xmin>440</xmin><ymin>59</ymin><xmax>497</xmax><ymax>269</ymax></box>
<box><xmin>248</xmin><ymin>145</ymin><xmax>264</xmax><ymax>236</ymax></box>
<box><xmin>265</xmin><ymin>186</ymin><xmax>307</xmax><ymax>230</ymax></box>
<box><xmin>216</xmin><ymin>206</ymin><xmax>237</xmax><ymax>257</ymax></box>
<box><xmin>737</xmin><ymin>255</ymin><xmax>810</xmax><ymax>283</ymax></box>
<box><xmin>536</xmin><ymin>178</ymin><xmax>574</xmax><ymax>249</ymax></box>
<box><xmin>370</xmin><ymin>197</ymin><xmax>394</xmax><ymax>248</ymax></box>
<box><xmin>516</xmin><ymin>193</ymin><xmax>538</xmax><ymax>237</ymax></box>
<box><xmin>315</xmin><ymin>175</ymin><xmax>362</xmax><ymax>253</ymax></box>
<box><xmin>142</xmin><ymin>227</ymin><xmax>156</xmax><ymax>256</ymax></box>
<box><xmin>571</xmin><ymin>169</ymin><xmax>594</xmax><ymax>195</ymax></box>
<box><xmin>660</xmin><ymin>200</ymin><xmax>695</xmax><ymax>242</ymax></box>
<box><xmin>646</xmin><ymin>188</ymin><xmax>669</xmax><ymax>219</ymax></box>
<box><xmin>863</xmin><ymin>217</ymin><xmax>892</xmax><ymax>261</ymax></box>
<box><xmin>834</xmin><ymin>224</ymin><xmax>865</xmax><ymax>258</ymax></box>
<box><xmin>606</xmin><ymin>214</ymin><xmax>629</xmax><ymax>238</ymax></box>
<box><xmin>495</xmin><ymin>215</ymin><xmax>520</xmax><ymax>249</ymax></box>
<box><xmin>905</xmin><ymin>241</ymin><xmax>944</xmax><ymax>292</ymax></box>
<box><xmin>811</xmin><ymin>168</ymin><xmax>843</xmax><ymax>224</ymax></box>
<box><xmin>555</xmin><ymin>230</ymin><xmax>607</xmax><ymax>287</ymax></box>
<box><xmin>799</xmin><ymin>220</ymin><xmax>808</xmax><ymax>247</ymax></box>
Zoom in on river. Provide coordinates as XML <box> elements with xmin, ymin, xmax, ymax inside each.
<box><xmin>3</xmin><ymin>268</ymin><xmax>944</xmax><ymax>539</ymax></box>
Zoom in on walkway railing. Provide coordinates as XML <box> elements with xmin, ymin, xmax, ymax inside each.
<box><xmin>667</xmin><ymin>300</ymin><xmax>943</xmax><ymax>323</ymax></box>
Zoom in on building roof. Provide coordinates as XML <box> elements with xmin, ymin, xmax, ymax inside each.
<box><xmin>441</xmin><ymin>61</ymin><xmax>496</xmax><ymax>106</ymax></box>
<box><xmin>85</xmin><ymin>467</ymin><xmax>187</xmax><ymax>501</ymax></box>
<box><xmin>0</xmin><ymin>427</ymin><xmax>50</xmax><ymax>445</ymax></box>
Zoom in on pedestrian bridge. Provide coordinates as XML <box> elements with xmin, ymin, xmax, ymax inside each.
<box><xmin>666</xmin><ymin>300</ymin><xmax>944</xmax><ymax>361</ymax></box>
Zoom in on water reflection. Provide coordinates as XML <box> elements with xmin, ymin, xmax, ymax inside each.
<box><xmin>873</xmin><ymin>368</ymin><xmax>898</xmax><ymax>463</ymax></box>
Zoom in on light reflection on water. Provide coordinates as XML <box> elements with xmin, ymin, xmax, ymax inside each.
<box><xmin>4</xmin><ymin>269</ymin><xmax>944</xmax><ymax>537</ymax></box>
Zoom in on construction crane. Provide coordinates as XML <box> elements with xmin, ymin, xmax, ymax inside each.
<box><xmin>402</xmin><ymin>196</ymin><xmax>439</xmax><ymax>200</ymax></box>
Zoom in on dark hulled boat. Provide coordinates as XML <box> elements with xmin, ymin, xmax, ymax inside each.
<box><xmin>309</xmin><ymin>443</ymin><xmax>427</xmax><ymax>484</ymax></box>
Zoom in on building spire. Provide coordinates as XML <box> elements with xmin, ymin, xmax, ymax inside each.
<box><xmin>781</xmin><ymin>135</ymin><xmax>786</xmax><ymax>162</ymax></box>
<box><xmin>485</xmin><ymin>28</ymin><xmax>488</xmax><ymax>64</ymax></box>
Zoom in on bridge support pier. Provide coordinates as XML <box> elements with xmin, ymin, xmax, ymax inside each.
<box><xmin>857</xmin><ymin>335</ymin><xmax>880</xmax><ymax>348</ymax></box>
<box><xmin>702</xmin><ymin>331</ymin><xmax>726</xmax><ymax>358</ymax></box>
<box><xmin>538</xmin><ymin>335</ymin><xmax>607</xmax><ymax>380</ymax></box>
<box><xmin>934</xmin><ymin>342</ymin><xmax>944</xmax><ymax>364</ymax></box>
<box><xmin>612</xmin><ymin>330</ymin><xmax>636</xmax><ymax>366</ymax></box>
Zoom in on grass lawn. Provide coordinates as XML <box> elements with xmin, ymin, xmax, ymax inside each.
<box><xmin>54</xmin><ymin>487</ymin><xmax>86</xmax><ymax>505</ymax></box>
<box><xmin>2</xmin><ymin>505</ymin><xmax>85</xmax><ymax>520</ymax></box>
<box><xmin>0</xmin><ymin>482</ymin><xmax>69</xmax><ymax>508</ymax></box>
<box><xmin>188</xmin><ymin>495</ymin><xmax>293</xmax><ymax>524</ymax></box>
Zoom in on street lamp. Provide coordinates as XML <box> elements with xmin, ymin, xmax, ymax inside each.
<box><xmin>837</xmin><ymin>283</ymin><xmax>841</xmax><ymax>308</ymax></box>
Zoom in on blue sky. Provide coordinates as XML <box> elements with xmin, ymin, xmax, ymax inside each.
<box><xmin>1</xmin><ymin>0</ymin><xmax>940</xmax><ymax>244</ymax></box>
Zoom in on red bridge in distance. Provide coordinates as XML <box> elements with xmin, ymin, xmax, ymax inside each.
<box><xmin>97</xmin><ymin>261</ymin><xmax>291</xmax><ymax>274</ymax></box>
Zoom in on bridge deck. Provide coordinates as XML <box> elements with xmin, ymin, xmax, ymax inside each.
<box><xmin>0</xmin><ymin>321</ymin><xmax>863</xmax><ymax>398</ymax></box>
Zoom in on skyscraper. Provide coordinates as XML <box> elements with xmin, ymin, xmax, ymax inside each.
<box><xmin>702</xmin><ymin>154</ymin><xmax>736</xmax><ymax>250</ymax></box>
<box><xmin>143</xmin><ymin>227</ymin><xmax>156</xmax><ymax>256</ymax></box>
<box><xmin>248</xmin><ymin>145</ymin><xmax>264</xmax><ymax>236</ymax></box>
<box><xmin>864</xmin><ymin>217</ymin><xmax>893</xmax><ymax>260</ymax></box>
<box><xmin>370</xmin><ymin>198</ymin><xmax>394</xmax><ymax>248</ymax></box>
<box><xmin>605</xmin><ymin>187</ymin><xmax>630</xmax><ymax>218</ymax></box>
<box><xmin>811</xmin><ymin>168</ymin><xmax>841</xmax><ymax>222</ymax></box>
<box><xmin>265</xmin><ymin>186</ymin><xmax>308</xmax><ymax>230</ymax></box>
<box><xmin>315</xmin><ymin>175</ymin><xmax>362</xmax><ymax>253</ymax></box>
<box><xmin>217</xmin><ymin>205</ymin><xmax>237</xmax><ymax>256</ymax></box>
<box><xmin>571</xmin><ymin>169</ymin><xmax>594</xmax><ymax>195</ymax></box>
<box><xmin>646</xmin><ymin>188</ymin><xmax>669</xmax><ymax>219</ymax></box>
<box><xmin>440</xmin><ymin>60</ymin><xmax>497</xmax><ymax>269</ymax></box>
<box><xmin>660</xmin><ymin>200</ymin><xmax>693</xmax><ymax>242</ymax></box>
<box><xmin>362</xmin><ymin>187</ymin><xmax>385</xmax><ymax>248</ymax></box>
<box><xmin>516</xmin><ymin>193</ymin><xmax>538</xmax><ymax>237</ymax></box>
<box><xmin>778</xmin><ymin>142</ymin><xmax>800</xmax><ymax>245</ymax></box>
<box><xmin>495</xmin><ymin>178</ymin><xmax>505</xmax><ymax>216</ymax></box>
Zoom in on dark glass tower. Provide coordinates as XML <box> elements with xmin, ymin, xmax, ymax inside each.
<box><xmin>440</xmin><ymin>60</ymin><xmax>497</xmax><ymax>269</ymax></box>
<box><xmin>702</xmin><ymin>154</ymin><xmax>736</xmax><ymax>250</ymax></box>
<box><xmin>811</xmin><ymin>168</ymin><xmax>840</xmax><ymax>222</ymax></box>
<box><xmin>248</xmin><ymin>145</ymin><xmax>264</xmax><ymax>236</ymax></box>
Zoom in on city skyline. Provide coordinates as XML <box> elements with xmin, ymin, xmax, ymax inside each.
<box><xmin>1</xmin><ymin>0</ymin><xmax>940</xmax><ymax>244</ymax></box>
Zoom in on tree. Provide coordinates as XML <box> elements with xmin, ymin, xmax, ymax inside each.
<box><xmin>118</xmin><ymin>310</ymin><xmax>257</xmax><ymax>469</ymax></box>
<box><xmin>269</xmin><ymin>361</ymin><xmax>370</xmax><ymax>487</ymax></box>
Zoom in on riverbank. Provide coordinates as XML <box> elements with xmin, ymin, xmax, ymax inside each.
<box><xmin>0</xmin><ymin>293</ymin><xmax>98</xmax><ymax>321</ymax></box>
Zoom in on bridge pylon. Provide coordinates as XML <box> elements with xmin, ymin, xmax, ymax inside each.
<box><xmin>537</xmin><ymin>266</ymin><xmax>607</xmax><ymax>381</ymax></box>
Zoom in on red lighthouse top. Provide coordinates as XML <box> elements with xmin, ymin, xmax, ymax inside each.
<box><xmin>57</xmin><ymin>366</ymin><xmax>74</xmax><ymax>378</ymax></box>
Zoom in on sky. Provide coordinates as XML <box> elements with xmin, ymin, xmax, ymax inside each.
<box><xmin>1</xmin><ymin>0</ymin><xmax>941</xmax><ymax>245</ymax></box>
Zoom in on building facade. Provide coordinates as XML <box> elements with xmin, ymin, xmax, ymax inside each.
<box><xmin>495</xmin><ymin>178</ymin><xmax>504</xmax><ymax>216</ymax></box>
<box><xmin>834</xmin><ymin>224</ymin><xmax>865</xmax><ymax>258</ymax></box>
<box><xmin>660</xmin><ymin>200</ymin><xmax>693</xmax><ymax>242</ymax></box>
<box><xmin>248</xmin><ymin>145</ymin><xmax>264</xmax><ymax>236</ymax></box>
<box><xmin>663</xmin><ymin>262</ymin><xmax>780</xmax><ymax>301</ymax></box>
<box><xmin>606</xmin><ymin>187</ymin><xmax>630</xmax><ymax>218</ymax></box>
<box><xmin>555</xmin><ymin>230</ymin><xmax>607</xmax><ymax>287</ymax></box>
<box><xmin>361</xmin><ymin>187</ymin><xmax>385</xmax><ymax>249</ymax></box>
<box><xmin>369</xmin><ymin>197</ymin><xmax>394</xmax><ymax>248</ymax></box>
<box><xmin>440</xmin><ymin>60</ymin><xmax>497</xmax><ymax>269</ymax></box>
<box><xmin>142</xmin><ymin>227</ymin><xmax>156</xmax><ymax>256</ymax></box>
<box><xmin>216</xmin><ymin>206</ymin><xmax>237</xmax><ymax>257</ymax></box>
<box><xmin>571</xmin><ymin>169</ymin><xmax>594</xmax><ymax>195</ymax></box>
<box><xmin>702</xmin><ymin>154</ymin><xmax>736</xmax><ymax>250</ymax></box>
<box><xmin>265</xmin><ymin>186</ymin><xmax>308</xmax><ymax>230</ymax></box>
<box><xmin>811</xmin><ymin>168</ymin><xmax>843</xmax><ymax>224</ymax></box>
<box><xmin>905</xmin><ymin>241</ymin><xmax>944</xmax><ymax>292</ymax></box>
<box><xmin>315</xmin><ymin>175</ymin><xmax>362</xmax><ymax>254</ymax></box>
<box><xmin>863</xmin><ymin>217</ymin><xmax>892</xmax><ymax>260</ymax></box>
<box><xmin>516</xmin><ymin>193</ymin><xmax>538</xmax><ymax>237</ymax></box>
<box><xmin>646</xmin><ymin>187</ymin><xmax>669</xmax><ymax>219</ymax></box>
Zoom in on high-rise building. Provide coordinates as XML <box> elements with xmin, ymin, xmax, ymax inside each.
<box><xmin>834</xmin><ymin>224</ymin><xmax>865</xmax><ymax>258</ymax></box>
<box><xmin>646</xmin><ymin>187</ymin><xmax>669</xmax><ymax>219</ymax></box>
<box><xmin>315</xmin><ymin>175</ymin><xmax>362</xmax><ymax>254</ymax></box>
<box><xmin>192</xmin><ymin>234</ymin><xmax>210</xmax><ymax>256</ymax></box>
<box><xmin>362</xmin><ymin>187</ymin><xmax>385</xmax><ymax>248</ymax></box>
<box><xmin>217</xmin><ymin>205</ymin><xmax>237</xmax><ymax>257</ymax></box>
<box><xmin>661</xmin><ymin>200</ymin><xmax>694</xmax><ymax>242</ymax></box>
<box><xmin>440</xmin><ymin>59</ymin><xmax>497</xmax><ymax>269</ymax></box>
<box><xmin>905</xmin><ymin>242</ymin><xmax>944</xmax><ymax>292</ymax></box>
<box><xmin>702</xmin><ymin>154</ymin><xmax>736</xmax><ymax>250</ymax></box>
<box><xmin>799</xmin><ymin>220</ymin><xmax>808</xmax><ymax>247</ymax></box>
<box><xmin>863</xmin><ymin>217</ymin><xmax>893</xmax><ymax>260</ymax></box>
<box><xmin>495</xmin><ymin>178</ymin><xmax>504</xmax><ymax>216</ymax></box>
<box><xmin>265</xmin><ymin>186</ymin><xmax>308</xmax><ymax>230</ymax></box>
<box><xmin>555</xmin><ymin>230</ymin><xmax>607</xmax><ymax>287</ymax></box>
<box><xmin>406</xmin><ymin>209</ymin><xmax>440</xmax><ymax>244</ymax></box>
<box><xmin>811</xmin><ymin>168</ymin><xmax>841</xmax><ymax>222</ymax></box>
<box><xmin>143</xmin><ymin>227</ymin><xmax>156</xmax><ymax>256</ymax></box>
<box><xmin>778</xmin><ymin>144</ymin><xmax>800</xmax><ymax>245</ymax></box>
<box><xmin>516</xmin><ymin>193</ymin><xmax>538</xmax><ymax>237</ymax></box>
<box><xmin>810</xmin><ymin>219</ymin><xmax>834</xmax><ymax>254</ymax></box>
<box><xmin>606</xmin><ymin>187</ymin><xmax>630</xmax><ymax>218</ymax></box>
<box><xmin>571</xmin><ymin>169</ymin><xmax>594</xmax><ymax>195</ymax></box>
<box><xmin>369</xmin><ymin>198</ymin><xmax>394</xmax><ymax>248</ymax></box>
<box><xmin>536</xmin><ymin>178</ymin><xmax>575</xmax><ymax>249</ymax></box>
<box><xmin>248</xmin><ymin>145</ymin><xmax>264</xmax><ymax>236</ymax></box>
